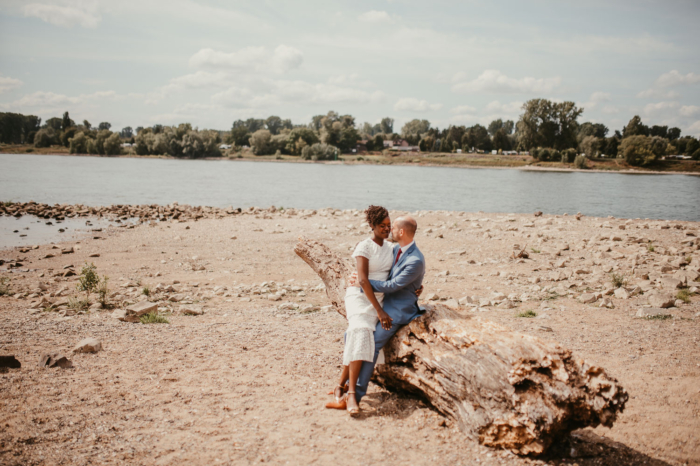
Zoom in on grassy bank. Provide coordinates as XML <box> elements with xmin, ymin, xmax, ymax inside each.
<box><xmin>3</xmin><ymin>143</ymin><xmax>699</xmax><ymax>174</ymax></box>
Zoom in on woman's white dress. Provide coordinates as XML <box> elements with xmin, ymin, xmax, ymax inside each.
<box><xmin>343</xmin><ymin>237</ymin><xmax>394</xmax><ymax>365</ymax></box>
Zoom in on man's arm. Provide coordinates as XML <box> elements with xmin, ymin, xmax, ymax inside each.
<box><xmin>369</xmin><ymin>258</ymin><xmax>423</xmax><ymax>294</ymax></box>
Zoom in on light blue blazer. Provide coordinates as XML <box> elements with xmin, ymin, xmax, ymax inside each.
<box><xmin>369</xmin><ymin>242</ymin><xmax>426</xmax><ymax>325</ymax></box>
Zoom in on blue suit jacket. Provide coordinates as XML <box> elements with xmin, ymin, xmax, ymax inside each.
<box><xmin>369</xmin><ymin>242</ymin><xmax>425</xmax><ymax>325</ymax></box>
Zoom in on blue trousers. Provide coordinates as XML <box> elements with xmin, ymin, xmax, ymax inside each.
<box><xmin>354</xmin><ymin>320</ymin><xmax>404</xmax><ymax>401</ymax></box>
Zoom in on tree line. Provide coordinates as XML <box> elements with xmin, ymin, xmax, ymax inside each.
<box><xmin>1</xmin><ymin>99</ymin><xmax>699</xmax><ymax>165</ymax></box>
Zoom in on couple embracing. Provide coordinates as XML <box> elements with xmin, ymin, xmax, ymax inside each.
<box><xmin>326</xmin><ymin>205</ymin><xmax>425</xmax><ymax>414</ymax></box>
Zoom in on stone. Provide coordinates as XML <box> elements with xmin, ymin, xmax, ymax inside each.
<box><xmin>635</xmin><ymin>308</ymin><xmax>671</xmax><ymax>318</ymax></box>
<box><xmin>278</xmin><ymin>302</ymin><xmax>299</xmax><ymax>311</ymax></box>
<box><xmin>443</xmin><ymin>299</ymin><xmax>460</xmax><ymax>310</ymax></box>
<box><xmin>478</xmin><ymin>298</ymin><xmax>492</xmax><ymax>307</ymax></box>
<box><xmin>126</xmin><ymin>301</ymin><xmax>158</xmax><ymax>316</ymax></box>
<box><xmin>425</xmin><ymin>293</ymin><xmax>439</xmax><ymax>301</ymax></box>
<box><xmin>674</xmin><ymin>299</ymin><xmax>685</xmax><ymax>307</ymax></box>
<box><xmin>39</xmin><ymin>353</ymin><xmax>73</xmax><ymax>369</ymax></box>
<box><xmin>72</xmin><ymin>338</ymin><xmax>102</xmax><ymax>353</ymax></box>
<box><xmin>599</xmin><ymin>297</ymin><xmax>614</xmax><ymax>308</ymax></box>
<box><xmin>112</xmin><ymin>308</ymin><xmax>140</xmax><ymax>323</ymax></box>
<box><xmin>647</xmin><ymin>292</ymin><xmax>675</xmax><ymax>309</ymax></box>
<box><xmin>0</xmin><ymin>355</ymin><xmax>21</xmax><ymax>369</ymax></box>
<box><xmin>498</xmin><ymin>300</ymin><xmax>516</xmax><ymax>309</ymax></box>
<box><xmin>614</xmin><ymin>288</ymin><xmax>630</xmax><ymax>300</ymax></box>
<box><xmin>89</xmin><ymin>302</ymin><xmax>102</xmax><ymax>311</ymax></box>
<box><xmin>579</xmin><ymin>293</ymin><xmax>598</xmax><ymax>304</ymax></box>
<box><xmin>181</xmin><ymin>305</ymin><xmax>203</xmax><ymax>316</ymax></box>
<box><xmin>660</xmin><ymin>277</ymin><xmax>683</xmax><ymax>290</ymax></box>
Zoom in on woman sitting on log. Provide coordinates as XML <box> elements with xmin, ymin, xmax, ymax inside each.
<box><xmin>326</xmin><ymin>205</ymin><xmax>395</xmax><ymax>414</ymax></box>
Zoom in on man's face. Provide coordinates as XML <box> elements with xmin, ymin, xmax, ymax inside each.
<box><xmin>391</xmin><ymin>221</ymin><xmax>401</xmax><ymax>242</ymax></box>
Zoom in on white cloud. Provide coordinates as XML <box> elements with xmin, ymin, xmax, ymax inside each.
<box><xmin>687</xmin><ymin>121</ymin><xmax>700</xmax><ymax>137</ymax></box>
<box><xmin>636</xmin><ymin>88</ymin><xmax>680</xmax><ymax>99</ymax></box>
<box><xmin>484</xmin><ymin>100</ymin><xmax>522</xmax><ymax>114</ymax></box>
<box><xmin>272</xmin><ymin>45</ymin><xmax>304</xmax><ymax>72</ymax></box>
<box><xmin>654</xmin><ymin>70</ymin><xmax>700</xmax><ymax>88</ymax></box>
<box><xmin>188</xmin><ymin>45</ymin><xmax>303</xmax><ymax>74</ymax></box>
<box><xmin>0</xmin><ymin>75</ymin><xmax>23</xmax><ymax>93</ymax></box>
<box><xmin>358</xmin><ymin>10</ymin><xmax>392</xmax><ymax>23</ymax></box>
<box><xmin>452</xmin><ymin>70</ymin><xmax>562</xmax><ymax>94</ymax></box>
<box><xmin>212</xmin><ymin>81</ymin><xmax>384</xmax><ymax>109</ymax></box>
<box><xmin>450</xmin><ymin>105</ymin><xmax>476</xmax><ymax>114</ymax></box>
<box><xmin>189</xmin><ymin>47</ymin><xmax>268</xmax><ymax>69</ymax></box>
<box><xmin>24</xmin><ymin>3</ymin><xmax>101</xmax><ymax>28</ymax></box>
<box><xmin>7</xmin><ymin>90</ymin><xmax>117</xmax><ymax>108</ymax></box>
<box><xmin>602</xmin><ymin>106</ymin><xmax>620</xmax><ymax>114</ymax></box>
<box><xmin>643</xmin><ymin>101</ymin><xmax>679</xmax><ymax>116</ymax></box>
<box><xmin>394</xmin><ymin>98</ymin><xmax>442</xmax><ymax>112</ymax></box>
<box><xmin>680</xmin><ymin>105</ymin><xmax>700</xmax><ymax>117</ymax></box>
<box><xmin>589</xmin><ymin>92</ymin><xmax>611</xmax><ymax>103</ymax></box>
<box><xmin>327</xmin><ymin>73</ymin><xmax>374</xmax><ymax>88</ymax></box>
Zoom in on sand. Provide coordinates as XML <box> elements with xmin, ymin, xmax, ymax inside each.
<box><xmin>0</xmin><ymin>207</ymin><xmax>698</xmax><ymax>465</ymax></box>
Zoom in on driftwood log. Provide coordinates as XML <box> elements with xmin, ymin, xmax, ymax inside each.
<box><xmin>295</xmin><ymin>238</ymin><xmax>628</xmax><ymax>456</ymax></box>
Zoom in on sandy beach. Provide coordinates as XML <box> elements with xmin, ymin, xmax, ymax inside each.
<box><xmin>1</xmin><ymin>207</ymin><xmax>699</xmax><ymax>465</ymax></box>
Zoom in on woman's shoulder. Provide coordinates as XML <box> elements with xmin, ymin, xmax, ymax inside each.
<box><xmin>352</xmin><ymin>237</ymin><xmax>377</xmax><ymax>257</ymax></box>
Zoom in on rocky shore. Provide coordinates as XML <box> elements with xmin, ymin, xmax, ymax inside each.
<box><xmin>1</xmin><ymin>205</ymin><xmax>699</xmax><ymax>465</ymax></box>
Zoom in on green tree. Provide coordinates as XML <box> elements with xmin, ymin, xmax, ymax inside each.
<box><xmin>492</xmin><ymin>128</ymin><xmax>512</xmax><ymax>151</ymax></box>
<box><xmin>83</xmin><ymin>120</ymin><xmax>92</xmax><ymax>130</ymax></box>
<box><xmin>265</xmin><ymin>116</ymin><xmax>283</xmax><ymax>135</ymax></box>
<box><xmin>622</xmin><ymin>116</ymin><xmax>649</xmax><ymax>138</ymax></box>
<box><xmin>301</xmin><ymin>143</ymin><xmax>337</xmax><ymax>160</ymax></box>
<box><xmin>69</xmin><ymin>131</ymin><xmax>88</xmax><ymax>153</ymax></box>
<box><xmin>578</xmin><ymin>122</ymin><xmax>608</xmax><ymax>140</ymax></box>
<box><xmin>120</xmin><ymin>127</ymin><xmax>133</xmax><ymax>139</ymax></box>
<box><xmin>285</xmin><ymin>127</ymin><xmax>319</xmax><ymax>155</ymax></box>
<box><xmin>103</xmin><ymin>133</ymin><xmax>122</xmax><ymax>155</ymax></box>
<box><xmin>60</xmin><ymin>126</ymin><xmax>78</xmax><ymax>147</ymax></box>
<box><xmin>649</xmin><ymin>125</ymin><xmax>668</xmax><ymax>139</ymax></box>
<box><xmin>667</xmin><ymin>127</ymin><xmax>681</xmax><ymax>140</ymax></box>
<box><xmin>380</xmin><ymin>117</ymin><xmax>394</xmax><ymax>134</ymax></box>
<box><xmin>516</xmin><ymin>99</ymin><xmax>582</xmax><ymax>150</ymax></box>
<box><xmin>579</xmin><ymin>136</ymin><xmax>603</xmax><ymax>158</ymax></box>
<box><xmin>604</xmin><ymin>137</ymin><xmax>619</xmax><ymax>157</ymax></box>
<box><xmin>620</xmin><ymin>135</ymin><xmax>667</xmax><ymax>166</ymax></box>
<box><xmin>62</xmin><ymin>111</ymin><xmax>74</xmax><ymax>131</ymax></box>
<box><xmin>250</xmin><ymin>129</ymin><xmax>273</xmax><ymax>155</ymax></box>
<box><xmin>45</xmin><ymin>117</ymin><xmax>63</xmax><ymax>131</ymax></box>
<box><xmin>98</xmin><ymin>122</ymin><xmax>111</xmax><ymax>131</ymax></box>
<box><xmin>34</xmin><ymin>127</ymin><xmax>56</xmax><ymax>147</ymax></box>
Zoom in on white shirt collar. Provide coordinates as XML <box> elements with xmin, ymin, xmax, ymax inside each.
<box><xmin>399</xmin><ymin>241</ymin><xmax>414</xmax><ymax>254</ymax></box>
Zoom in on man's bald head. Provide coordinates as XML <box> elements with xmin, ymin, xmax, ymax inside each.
<box><xmin>392</xmin><ymin>215</ymin><xmax>417</xmax><ymax>245</ymax></box>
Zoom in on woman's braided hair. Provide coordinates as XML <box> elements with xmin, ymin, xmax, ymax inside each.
<box><xmin>365</xmin><ymin>205</ymin><xmax>389</xmax><ymax>228</ymax></box>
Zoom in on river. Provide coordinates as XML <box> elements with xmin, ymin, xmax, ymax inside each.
<box><xmin>1</xmin><ymin>154</ymin><xmax>699</xmax><ymax>221</ymax></box>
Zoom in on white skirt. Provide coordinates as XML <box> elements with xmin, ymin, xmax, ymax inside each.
<box><xmin>343</xmin><ymin>328</ymin><xmax>375</xmax><ymax>365</ymax></box>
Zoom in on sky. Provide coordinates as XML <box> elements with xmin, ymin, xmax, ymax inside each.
<box><xmin>1</xmin><ymin>0</ymin><xmax>699</xmax><ymax>137</ymax></box>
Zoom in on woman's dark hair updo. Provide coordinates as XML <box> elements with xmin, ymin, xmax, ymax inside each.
<box><xmin>365</xmin><ymin>205</ymin><xmax>389</xmax><ymax>228</ymax></box>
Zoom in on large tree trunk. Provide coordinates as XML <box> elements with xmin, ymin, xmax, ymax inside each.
<box><xmin>295</xmin><ymin>239</ymin><xmax>628</xmax><ymax>456</ymax></box>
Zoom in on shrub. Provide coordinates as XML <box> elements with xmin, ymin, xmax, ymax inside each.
<box><xmin>574</xmin><ymin>154</ymin><xmax>587</xmax><ymax>169</ymax></box>
<box><xmin>68</xmin><ymin>297</ymin><xmax>90</xmax><ymax>312</ymax></box>
<box><xmin>250</xmin><ymin>129</ymin><xmax>273</xmax><ymax>155</ymax></box>
<box><xmin>692</xmin><ymin>148</ymin><xmax>700</xmax><ymax>161</ymax></box>
<box><xmin>97</xmin><ymin>276</ymin><xmax>110</xmax><ymax>307</ymax></box>
<box><xmin>515</xmin><ymin>310</ymin><xmax>537</xmax><ymax>318</ymax></box>
<box><xmin>676</xmin><ymin>289</ymin><xmax>691</xmax><ymax>304</ymax></box>
<box><xmin>301</xmin><ymin>143</ymin><xmax>337</xmax><ymax>161</ymax></box>
<box><xmin>34</xmin><ymin>128</ymin><xmax>56</xmax><ymax>148</ymax></box>
<box><xmin>561</xmin><ymin>148</ymin><xmax>577</xmax><ymax>163</ymax></box>
<box><xmin>60</xmin><ymin>127</ymin><xmax>77</xmax><ymax>147</ymax></box>
<box><xmin>0</xmin><ymin>276</ymin><xmax>10</xmax><ymax>296</ymax></box>
<box><xmin>69</xmin><ymin>131</ymin><xmax>88</xmax><ymax>154</ymax></box>
<box><xmin>103</xmin><ymin>132</ymin><xmax>122</xmax><ymax>155</ymax></box>
<box><xmin>140</xmin><ymin>312</ymin><xmax>169</xmax><ymax>324</ymax></box>
<box><xmin>76</xmin><ymin>262</ymin><xmax>99</xmax><ymax>299</ymax></box>
<box><xmin>531</xmin><ymin>147</ymin><xmax>561</xmax><ymax>162</ymax></box>
<box><xmin>611</xmin><ymin>273</ymin><xmax>626</xmax><ymax>288</ymax></box>
<box><xmin>142</xmin><ymin>286</ymin><xmax>150</xmax><ymax>296</ymax></box>
<box><xmin>579</xmin><ymin>135</ymin><xmax>603</xmax><ymax>158</ymax></box>
<box><xmin>620</xmin><ymin>135</ymin><xmax>667</xmax><ymax>166</ymax></box>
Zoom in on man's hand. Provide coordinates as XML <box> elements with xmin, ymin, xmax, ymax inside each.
<box><xmin>348</xmin><ymin>271</ymin><xmax>359</xmax><ymax>287</ymax></box>
<box><xmin>415</xmin><ymin>285</ymin><xmax>424</xmax><ymax>297</ymax></box>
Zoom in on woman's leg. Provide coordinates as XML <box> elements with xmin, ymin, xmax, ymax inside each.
<box><xmin>328</xmin><ymin>365</ymin><xmax>349</xmax><ymax>399</ymax></box>
<box><xmin>347</xmin><ymin>360</ymin><xmax>363</xmax><ymax>412</ymax></box>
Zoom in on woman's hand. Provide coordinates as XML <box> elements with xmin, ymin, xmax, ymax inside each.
<box><xmin>415</xmin><ymin>285</ymin><xmax>424</xmax><ymax>297</ymax></box>
<box><xmin>377</xmin><ymin>309</ymin><xmax>393</xmax><ymax>330</ymax></box>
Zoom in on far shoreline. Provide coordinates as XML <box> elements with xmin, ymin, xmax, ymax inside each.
<box><xmin>3</xmin><ymin>148</ymin><xmax>700</xmax><ymax>177</ymax></box>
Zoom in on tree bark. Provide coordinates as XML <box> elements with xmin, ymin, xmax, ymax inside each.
<box><xmin>295</xmin><ymin>238</ymin><xmax>628</xmax><ymax>456</ymax></box>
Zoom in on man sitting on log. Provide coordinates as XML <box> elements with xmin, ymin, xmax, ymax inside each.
<box><xmin>328</xmin><ymin>215</ymin><xmax>426</xmax><ymax>408</ymax></box>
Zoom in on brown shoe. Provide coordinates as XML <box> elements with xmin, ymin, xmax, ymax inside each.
<box><xmin>325</xmin><ymin>395</ymin><xmax>347</xmax><ymax>410</ymax></box>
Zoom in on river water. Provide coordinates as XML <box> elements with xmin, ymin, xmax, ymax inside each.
<box><xmin>1</xmin><ymin>154</ymin><xmax>699</xmax><ymax>221</ymax></box>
